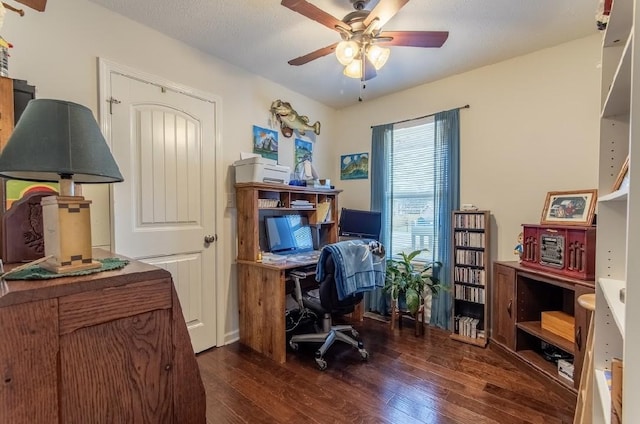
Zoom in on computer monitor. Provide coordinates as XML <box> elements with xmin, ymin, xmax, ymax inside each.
<box><xmin>338</xmin><ymin>208</ymin><xmax>381</xmax><ymax>240</ymax></box>
<box><xmin>265</xmin><ymin>215</ymin><xmax>314</xmax><ymax>254</ymax></box>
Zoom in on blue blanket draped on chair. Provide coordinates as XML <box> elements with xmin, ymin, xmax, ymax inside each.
<box><xmin>315</xmin><ymin>240</ymin><xmax>386</xmax><ymax>300</ymax></box>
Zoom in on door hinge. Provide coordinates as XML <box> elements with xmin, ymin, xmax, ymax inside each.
<box><xmin>107</xmin><ymin>97</ymin><xmax>121</xmax><ymax>114</ymax></box>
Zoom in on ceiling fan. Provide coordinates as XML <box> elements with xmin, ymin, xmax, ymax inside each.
<box><xmin>281</xmin><ymin>0</ymin><xmax>449</xmax><ymax>80</ymax></box>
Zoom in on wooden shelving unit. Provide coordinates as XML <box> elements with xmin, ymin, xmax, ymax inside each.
<box><xmin>450</xmin><ymin>210</ymin><xmax>490</xmax><ymax>347</ymax></box>
<box><xmin>516</xmin><ymin>321</ymin><xmax>574</xmax><ymax>354</ymax></box>
<box><xmin>593</xmin><ymin>0</ymin><xmax>638</xmax><ymax>420</ymax></box>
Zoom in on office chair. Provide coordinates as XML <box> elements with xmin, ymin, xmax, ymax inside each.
<box><xmin>288</xmin><ymin>240</ymin><xmax>385</xmax><ymax>370</ymax></box>
<box><xmin>289</xmin><ymin>254</ymin><xmax>368</xmax><ymax>370</ymax></box>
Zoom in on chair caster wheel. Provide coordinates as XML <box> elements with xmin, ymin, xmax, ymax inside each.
<box><xmin>289</xmin><ymin>341</ymin><xmax>299</xmax><ymax>351</ymax></box>
<box><xmin>315</xmin><ymin>357</ymin><xmax>327</xmax><ymax>371</ymax></box>
<box><xmin>359</xmin><ymin>349</ymin><xmax>369</xmax><ymax>361</ymax></box>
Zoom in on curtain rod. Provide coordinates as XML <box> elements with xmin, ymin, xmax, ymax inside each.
<box><xmin>370</xmin><ymin>104</ymin><xmax>470</xmax><ymax>128</ymax></box>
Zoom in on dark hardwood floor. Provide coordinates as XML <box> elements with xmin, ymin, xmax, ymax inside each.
<box><xmin>196</xmin><ymin>318</ymin><xmax>576</xmax><ymax>424</ymax></box>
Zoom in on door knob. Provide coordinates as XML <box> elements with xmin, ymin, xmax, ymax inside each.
<box><xmin>204</xmin><ymin>234</ymin><xmax>216</xmax><ymax>243</ymax></box>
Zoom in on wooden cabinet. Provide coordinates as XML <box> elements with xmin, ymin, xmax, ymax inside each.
<box><xmin>0</xmin><ymin>250</ymin><xmax>205</xmax><ymax>423</ymax></box>
<box><xmin>492</xmin><ymin>262</ymin><xmax>516</xmax><ymax>350</ymax></box>
<box><xmin>450</xmin><ymin>210</ymin><xmax>490</xmax><ymax>347</ymax></box>
<box><xmin>0</xmin><ymin>76</ymin><xmax>34</xmax><ymax>150</ymax></box>
<box><xmin>0</xmin><ymin>76</ymin><xmax>15</xmax><ymax>151</ymax></box>
<box><xmin>491</xmin><ymin>261</ymin><xmax>594</xmax><ymax>393</ymax></box>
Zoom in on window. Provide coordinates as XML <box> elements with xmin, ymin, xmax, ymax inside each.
<box><xmin>385</xmin><ymin>116</ymin><xmax>437</xmax><ymax>262</ymax></box>
<box><xmin>371</xmin><ymin>109</ymin><xmax>459</xmax><ymax>327</ymax></box>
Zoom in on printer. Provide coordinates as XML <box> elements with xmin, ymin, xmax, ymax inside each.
<box><xmin>233</xmin><ymin>157</ymin><xmax>291</xmax><ymax>185</ymax></box>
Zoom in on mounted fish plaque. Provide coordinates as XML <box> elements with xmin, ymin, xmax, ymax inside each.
<box><xmin>270</xmin><ymin>99</ymin><xmax>320</xmax><ymax>138</ymax></box>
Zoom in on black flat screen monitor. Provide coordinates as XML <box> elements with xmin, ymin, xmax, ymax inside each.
<box><xmin>265</xmin><ymin>215</ymin><xmax>314</xmax><ymax>254</ymax></box>
<box><xmin>338</xmin><ymin>208</ymin><xmax>381</xmax><ymax>240</ymax></box>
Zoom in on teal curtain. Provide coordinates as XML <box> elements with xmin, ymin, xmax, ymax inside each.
<box><xmin>364</xmin><ymin>123</ymin><xmax>392</xmax><ymax>314</ymax></box>
<box><xmin>429</xmin><ymin>109</ymin><xmax>460</xmax><ymax>330</ymax></box>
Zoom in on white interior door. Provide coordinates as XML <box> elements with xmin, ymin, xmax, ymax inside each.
<box><xmin>104</xmin><ymin>69</ymin><xmax>218</xmax><ymax>353</ymax></box>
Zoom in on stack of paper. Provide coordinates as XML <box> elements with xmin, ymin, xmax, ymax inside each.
<box><xmin>291</xmin><ymin>200</ymin><xmax>314</xmax><ymax>209</ymax></box>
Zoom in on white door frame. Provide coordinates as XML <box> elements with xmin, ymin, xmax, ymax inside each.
<box><xmin>97</xmin><ymin>58</ymin><xmax>226</xmax><ymax>348</ymax></box>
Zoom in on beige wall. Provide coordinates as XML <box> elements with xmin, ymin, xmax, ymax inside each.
<box><xmin>3</xmin><ymin>0</ymin><xmax>336</xmax><ymax>342</ymax></box>
<box><xmin>332</xmin><ymin>34</ymin><xmax>601</xmax><ymax>261</ymax></box>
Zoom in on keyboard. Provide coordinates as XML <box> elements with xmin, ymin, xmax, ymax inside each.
<box><xmin>284</xmin><ymin>250</ymin><xmax>321</xmax><ymax>263</ymax></box>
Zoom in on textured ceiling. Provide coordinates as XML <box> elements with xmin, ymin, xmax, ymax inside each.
<box><xmin>87</xmin><ymin>0</ymin><xmax>600</xmax><ymax>109</ymax></box>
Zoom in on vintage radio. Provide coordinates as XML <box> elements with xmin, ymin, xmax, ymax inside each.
<box><xmin>521</xmin><ymin>224</ymin><xmax>596</xmax><ymax>280</ymax></box>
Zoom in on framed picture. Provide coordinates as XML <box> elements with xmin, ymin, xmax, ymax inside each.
<box><xmin>612</xmin><ymin>156</ymin><xmax>630</xmax><ymax>192</ymax></box>
<box><xmin>252</xmin><ymin>125</ymin><xmax>278</xmax><ymax>161</ymax></box>
<box><xmin>540</xmin><ymin>189</ymin><xmax>598</xmax><ymax>226</ymax></box>
<box><xmin>340</xmin><ymin>153</ymin><xmax>369</xmax><ymax>180</ymax></box>
<box><xmin>294</xmin><ymin>138</ymin><xmax>313</xmax><ymax>177</ymax></box>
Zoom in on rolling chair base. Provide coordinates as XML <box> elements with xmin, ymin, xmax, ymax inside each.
<box><xmin>289</xmin><ymin>324</ymin><xmax>369</xmax><ymax>370</ymax></box>
<box><xmin>289</xmin><ymin>268</ymin><xmax>370</xmax><ymax>370</ymax></box>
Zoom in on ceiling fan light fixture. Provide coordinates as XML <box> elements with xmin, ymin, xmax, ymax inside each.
<box><xmin>335</xmin><ymin>40</ymin><xmax>360</xmax><ymax>65</ymax></box>
<box><xmin>343</xmin><ymin>59</ymin><xmax>362</xmax><ymax>79</ymax></box>
<box><xmin>366</xmin><ymin>45</ymin><xmax>390</xmax><ymax>70</ymax></box>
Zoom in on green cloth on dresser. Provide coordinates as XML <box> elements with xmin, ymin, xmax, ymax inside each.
<box><xmin>4</xmin><ymin>258</ymin><xmax>129</xmax><ymax>280</ymax></box>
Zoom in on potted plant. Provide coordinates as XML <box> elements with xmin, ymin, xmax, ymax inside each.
<box><xmin>383</xmin><ymin>249</ymin><xmax>444</xmax><ymax>317</ymax></box>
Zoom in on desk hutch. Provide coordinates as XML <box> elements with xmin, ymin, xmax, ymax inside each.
<box><xmin>235</xmin><ymin>182</ymin><xmax>341</xmax><ymax>363</ymax></box>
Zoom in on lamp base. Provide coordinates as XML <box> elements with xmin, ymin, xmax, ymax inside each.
<box><xmin>41</xmin><ymin>195</ymin><xmax>98</xmax><ymax>274</ymax></box>
<box><xmin>40</xmin><ymin>259</ymin><xmax>101</xmax><ymax>274</ymax></box>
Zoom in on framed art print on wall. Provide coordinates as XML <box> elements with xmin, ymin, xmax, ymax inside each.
<box><xmin>340</xmin><ymin>153</ymin><xmax>368</xmax><ymax>180</ymax></box>
<box><xmin>252</xmin><ymin>125</ymin><xmax>278</xmax><ymax>161</ymax></box>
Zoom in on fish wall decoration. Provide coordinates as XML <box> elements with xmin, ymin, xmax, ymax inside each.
<box><xmin>270</xmin><ymin>99</ymin><xmax>320</xmax><ymax>138</ymax></box>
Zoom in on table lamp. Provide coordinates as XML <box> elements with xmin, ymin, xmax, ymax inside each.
<box><xmin>0</xmin><ymin>99</ymin><xmax>123</xmax><ymax>273</ymax></box>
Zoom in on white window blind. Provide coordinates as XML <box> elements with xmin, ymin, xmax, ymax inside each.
<box><xmin>386</xmin><ymin>116</ymin><xmax>436</xmax><ymax>261</ymax></box>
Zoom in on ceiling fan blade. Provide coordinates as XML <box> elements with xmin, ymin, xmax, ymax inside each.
<box><xmin>281</xmin><ymin>0</ymin><xmax>351</xmax><ymax>32</ymax></box>
<box><xmin>14</xmin><ymin>0</ymin><xmax>46</xmax><ymax>11</ymax></box>
<box><xmin>378</xmin><ymin>31</ymin><xmax>449</xmax><ymax>48</ymax></box>
<box><xmin>288</xmin><ymin>42</ymin><xmax>339</xmax><ymax>66</ymax></box>
<box><xmin>363</xmin><ymin>0</ymin><xmax>409</xmax><ymax>28</ymax></box>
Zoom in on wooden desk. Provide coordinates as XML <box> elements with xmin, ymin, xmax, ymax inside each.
<box><xmin>238</xmin><ymin>257</ymin><xmax>364</xmax><ymax>364</ymax></box>
<box><xmin>0</xmin><ymin>249</ymin><xmax>205</xmax><ymax>423</ymax></box>
<box><xmin>235</xmin><ymin>182</ymin><xmax>344</xmax><ymax>364</ymax></box>
<box><xmin>237</xmin><ymin>259</ymin><xmax>316</xmax><ymax>364</ymax></box>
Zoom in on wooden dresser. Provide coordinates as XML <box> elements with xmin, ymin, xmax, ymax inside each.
<box><xmin>0</xmin><ymin>250</ymin><xmax>205</xmax><ymax>423</ymax></box>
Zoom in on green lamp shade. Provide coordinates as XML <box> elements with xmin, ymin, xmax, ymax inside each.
<box><xmin>0</xmin><ymin>99</ymin><xmax>123</xmax><ymax>183</ymax></box>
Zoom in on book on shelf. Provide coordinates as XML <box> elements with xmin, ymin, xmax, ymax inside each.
<box><xmin>316</xmin><ymin>200</ymin><xmax>331</xmax><ymax>222</ymax></box>
<box><xmin>454</xmin><ymin>315</ymin><xmax>481</xmax><ymax>339</ymax></box>
<box><xmin>611</xmin><ymin>358</ymin><xmax>623</xmax><ymax>424</ymax></box>
<box><xmin>604</xmin><ymin>369</ymin><xmax>612</xmax><ymax>390</ymax></box>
